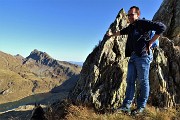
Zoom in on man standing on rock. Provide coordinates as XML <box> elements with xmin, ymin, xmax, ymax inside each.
<box><xmin>107</xmin><ymin>6</ymin><xmax>166</xmax><ymax>115</ymax></box>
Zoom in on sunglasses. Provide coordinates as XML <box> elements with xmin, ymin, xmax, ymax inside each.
<box><xmin>127</xmin><ymin>13</ymin><xmax>137</xmax><ymax>17</ymax></box>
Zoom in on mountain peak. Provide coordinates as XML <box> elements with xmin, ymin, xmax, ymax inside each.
<box><xmin>30</xmin><ymin>49</ymin><xmax>52</xmax><ymax>60</ymax></box>
<box><xmin>24</xmin><ymin>49</ymin><xmax>56</xmax><ymax>66</ymax></box>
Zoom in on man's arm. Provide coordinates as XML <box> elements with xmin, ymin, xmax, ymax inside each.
<box><xmin>141</xmin><ymin>20</ymin><xmax>166</xmax><ymax>52</ymax></box>
<box><xmin>106</xmin><ymin>26</ymin><xmax>129</xmax><ymax>37</ymax></box>
<box><xmin>149</xmin><ymin>34</ymin><xmax>160</xmax><ymax>48</ymax></box>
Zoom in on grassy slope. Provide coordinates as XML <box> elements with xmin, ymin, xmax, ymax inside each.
<box><xmin>0</xmin><ymin>51</ymin><xmax>62</xmax><ymax>105</ymax></box>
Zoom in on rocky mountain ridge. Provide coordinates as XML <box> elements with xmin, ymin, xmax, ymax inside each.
<box><xmin>23</xmin><ymin>49</ymin><xmax>81</xmax><ymax>81</ymax></box>
<box><xmin>0</xmin><ymin>49</ymin><xmax>81</xmax><ymax>107</ymax></box>
<box><xmin>24</xmin><ymin>49</ymin><xmax>59</xmax><ymax>67</ymax></box>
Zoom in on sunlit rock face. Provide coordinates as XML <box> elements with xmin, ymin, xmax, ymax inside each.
<box><xmin>69</xmin><ymin>9</ymin><xmax>129</xmax><ymax>111</ymax></box>
<box><xmin>153</xmin><ymin>0</ymin><xmax>180</xmax><ymax>45</ymax></box>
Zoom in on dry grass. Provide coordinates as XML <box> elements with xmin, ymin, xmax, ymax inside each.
<box><xmin>45</xmin><ymin>103</ymin><xmax>180</xmax><ymax>120</ymax></box>
<box><xmin>1</xmin><ymin>103</ymin><xmax>179</xmax><ymax>120</ymax></box>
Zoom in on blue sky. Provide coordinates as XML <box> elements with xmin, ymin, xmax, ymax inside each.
<box><xmin>0</xmin><ymin>0</ymin><xmax>163</xmax><ymax>62</ymax></box>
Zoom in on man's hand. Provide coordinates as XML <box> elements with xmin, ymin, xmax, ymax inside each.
<box><xmin>146</xmin><ymin>42</ymin><xmax>152</xmax><ymax>50</ymax></box>
<box><xmin>106</xmin><ymin>31</ymin><xmax>113</xmax><ymax>37</ymax></box>
<box><xmin>106</xmin><ymin>31</ymin><xmax>120</xmax><ymax>37</ymax></box>
<box><xmin>146</xmin><ymin>43</ymin><xmax>152</xmax><ymax>55</ymax></box>
<box><xmin>147</xmin><ymin>34</ymin><xmax>160</xmax><ymax>54</ymax></box>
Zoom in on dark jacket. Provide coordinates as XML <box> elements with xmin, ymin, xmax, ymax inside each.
<box><xmin>120</xmin><ymin>19</ymin><xmax>166</xmax><ymax>57</ymax></box>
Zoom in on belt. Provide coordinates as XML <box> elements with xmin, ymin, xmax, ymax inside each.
<box><xmin>131</xmin><ymin>50</ymin><xmax>148</xmax><ymax>56</ymax></box>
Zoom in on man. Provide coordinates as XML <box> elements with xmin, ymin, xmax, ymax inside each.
<box><xmin>107</xmin><ymin>6</ymin><xmax>166</xmax><ymax>115</ymax></box>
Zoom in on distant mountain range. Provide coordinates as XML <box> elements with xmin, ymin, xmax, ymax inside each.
<box><xmin>68</xmin><ymin>61</ymin><xmax>84</xmax><ymax>66</ymax></box>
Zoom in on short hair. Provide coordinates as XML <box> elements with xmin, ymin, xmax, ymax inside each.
<box><xmin>129</xmin><ymin>6</ymin><xmax>140</xmax><ymax>15</ymax></box>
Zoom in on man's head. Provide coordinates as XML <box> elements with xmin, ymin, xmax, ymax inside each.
<box><xmin>128</xmin><ymin>6</ymin><xmax>140</xmax><ymax>23</ymax></box>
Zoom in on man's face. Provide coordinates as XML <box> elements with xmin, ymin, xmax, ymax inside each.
<box><xmin>128</xmin><ymin>8</ymin><xmax>139</xmax><ymax>23</ymax></box>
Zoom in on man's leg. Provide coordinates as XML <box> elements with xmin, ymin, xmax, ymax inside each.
<box><xmin>135</xmin><ymin>54</ymin><xmax>152</xmax><ymax>109</ymax></box>
<box><xmin>122</xmin><ymin>57</ymin><xmax>137</xmax><ymax>109</ymax></box>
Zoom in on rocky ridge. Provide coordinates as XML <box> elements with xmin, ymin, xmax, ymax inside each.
<box><xmin>23</xmin><ymin>49</ymin><xmax>81</xmax><ymax>81</ymax></box>
<box><xmin>69</xmin><ymin>9</ymin><xmax>129</xmax><ymax>111</ymax></box>
<box><xmin>0</xmin><ymin>49</ymin><xmax>81</xmax><ymax>109</ymax></box>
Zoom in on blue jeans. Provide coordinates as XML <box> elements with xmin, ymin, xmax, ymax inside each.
<box><xmin>122</xmin><ymin>51</ymin><xmax>153</xmax><ymax>109</ymax></box>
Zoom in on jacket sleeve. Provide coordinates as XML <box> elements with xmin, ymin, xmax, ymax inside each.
<box><xmin>151</xmin><ymin>21</ymin><xmax>166</xmax><ymax>35</ymax></box>
<box><xmin>140</xmin><ymin>20</ymin><xmax>166</xmax><ymax>35</ymax></box>
<box><xmin>120</xmin><ymin>26</ymin><xmax>130</xmax><ymax>35</ymax></box>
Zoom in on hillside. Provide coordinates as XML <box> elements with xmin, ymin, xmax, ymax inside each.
<box><xmin>0</xmin><ymin>50</ymin><xmax>81</xmax><ymax>112</ymax></box>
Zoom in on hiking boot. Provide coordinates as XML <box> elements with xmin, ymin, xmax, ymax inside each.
<box><xmin>131</xmin><ymin>107</ymin><xmax>144</xmax><ymax>116</ymax></box>
<box><xmin>116</xmin><ymin>106</ymin><xmax>131</xmax><ymax>114</ymax></box>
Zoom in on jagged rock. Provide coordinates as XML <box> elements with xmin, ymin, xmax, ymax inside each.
<box><xmin>149</xmin><ymin>37</ymin><xmax>180</xmax><ymax>107</ymax></box>
<box><xmin>69</xmin><ymin>0</ymin><xmax>180</xmax><ymax>111</ymax></box>
<box><xmin>24</xmin><ymin>49</ymin><xmax>57</xmax><ymax>67</ymax></box>
<box><xmin>149</xmin><ymin>0</ymin><xmax>180</xmax><ymax>107</ymax></box>
<box><xmin>153</xmin><ymin>0</ymin><xmax>180</xmax><ymax>44</ymax></box>
<box><xmin>69</xmin><ymin>9</ymin><xmax>129</xmax><ymax>111</ymax></box>
<box><xmin>30</xmin><ymin>103</ymin><xmax>47</xmax><ymax>120</ymax></box>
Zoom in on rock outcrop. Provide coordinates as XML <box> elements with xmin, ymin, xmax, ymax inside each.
<box><xmin>69</xmin><ymin>9</ymin><xmax>129</xmax><ymax>111</ymax></box>
<box><xmin>148</xmin><ymin>0</ymin><xmax>180</xmax><ymax>107</ymax></box>
<box><xmin>153</xmin><ymin>0</ymin><xmax>180</xmax><ymax>44</ymax></box>
<box><xmin>69</xmin><ymin>0</ymin><xmax>180</xmax><ymax>111</ymax></box>
<box><xmin>148</xmin><ymin>37</ymin><xmax>179</xmax><ymax>107</ymax></box>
